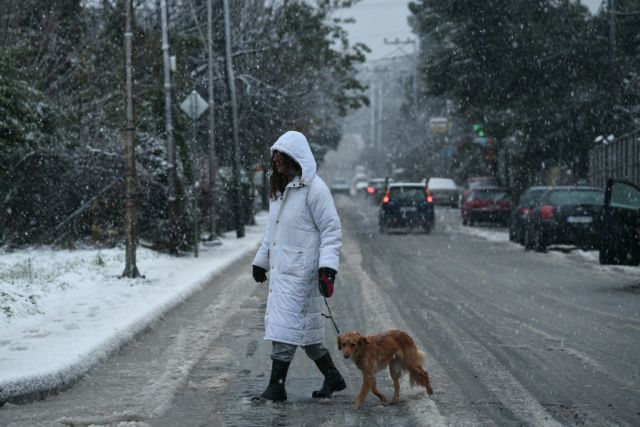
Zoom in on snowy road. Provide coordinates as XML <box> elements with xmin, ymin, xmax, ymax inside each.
<box><xmin>2</xmin><ymin>195</ymin><xmax>639</xmax><ymax>426</ymax></box>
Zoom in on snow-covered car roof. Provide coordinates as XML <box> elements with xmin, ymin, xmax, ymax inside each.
<box><xmin>427</xmin><ymin>177</ymin><xmax>457</xmax><ymax>190</ymax></box>
<box><xmin>389</xmin><ymin>182</ymin><xmax>426</xmax><ymax>188</ymax></box>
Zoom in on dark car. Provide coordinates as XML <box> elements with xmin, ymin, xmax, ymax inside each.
<box><xmin>379</xmin><ymin>183</ymin><xmax>435</xmax><ymax>233</ymax></box>
<box><xmin>460</xmin><ymin>176</ymin><xmax>500</xmax><ymax>206</ymax></box>
<box><xmin>461</xmin><ymin>187</ymin><xmax>511</xmax><ymax>226</ymax></box>
<box><xmin>509</xmin><ymin>186</ymin><xmax>550</xmax><ymax>244</ymax></box>
<box><xmin>599</xmin><ymin>179</ymin><xmax>640</xmax><ymax>265</ymax></box>
<box><xmin>524</xmin><ymin>186</ymin><xmax>604</xmax><ymax>252</ymax></box>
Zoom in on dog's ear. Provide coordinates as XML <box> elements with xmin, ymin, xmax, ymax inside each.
<box><xmin>357</xmin><ymin>336</ymin><xmax>367</xmax><ymax>348</ymax></box>
<box><xmin>337</xmin><ymin>335</ymin><xmax>342</xmax><ymax>350</ymax></box>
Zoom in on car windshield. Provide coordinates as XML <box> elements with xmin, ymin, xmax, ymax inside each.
<box><xmin>470</xmin><ymin>178</ymin><xmax>498</xmax><ymax>189</ymax></box>
<box><xmin>474</xmin><ymin>190</ymin><xmax>509</xmax><ymax>201</ymax></box>
<box><xmin>548</xmin><ymin>190</ymin><xmax>604</xmax><ymax>206</ymax></box>
<box><xmin>519</xmin><ymin>189</ymin><xmax>546</xmax><ymax>205</ymax></box>
<box><xmin>368</xmin><ymin>180</ymin><xmax>387</xmax><ymax>188</ymax></box>
<box><xmin>390</xmin><ymin>187</ymin><xmax>424</xmax><ymax>201</ymax></box>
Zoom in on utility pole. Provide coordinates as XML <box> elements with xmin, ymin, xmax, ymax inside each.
<box><xmin>377</xmin><ymin>82</ymin><xmax>383</xmax><ymax>147</ymax></box>
<box><xmin>369</xmin><ymin>78</ymin><xmax>376</xmax><ymax>146</ymax></box>
<box><xmin>223</xmin><ymin>0</ymin><xmax>245</xmax><ymax>238</ymax></box>
<box><xmin>122</xmin><ymin>0</ymin><xmax>140</xmax><ymax>278</ymax></box>
<box><xmin>160</xmin><ymin>0</ymin><xmax>179</xmax><ymax>254</ymax></box>
<box><xmin>206</xmin><ymin>0</ymin><xmax>219</xmax><ymax>241</ymax></box>
<box><xmin>384</xmin><ymin>37</ymin><xmax>418</xmax><ymax>116</ymax></box>
<box><xmin>607</xmin><ymin>0</ymin><xmax>617</xmax><ymax>131</ymax></box>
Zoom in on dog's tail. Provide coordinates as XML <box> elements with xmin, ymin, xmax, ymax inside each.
<box><xmin>408</xmin><ymin>350</ymin><xmax>434</xmax><ymax>395</ymax></box>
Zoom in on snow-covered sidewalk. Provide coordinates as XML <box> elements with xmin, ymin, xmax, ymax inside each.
<box><xmin>0</xmin><ymin>213</ymin><xmax>267</xmax><ymax>403</ymax></box>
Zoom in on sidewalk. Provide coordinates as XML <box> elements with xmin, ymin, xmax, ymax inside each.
<box><xmin>0</xmin><ymin>214</ymin><xmax>267</xmax><ymax>404</ymax></box>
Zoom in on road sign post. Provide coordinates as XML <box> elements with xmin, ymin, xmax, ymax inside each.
<box><xmin>180</xmin><ymin>90</ymin><xmax>209</xmax><ymax>257</ymax></box>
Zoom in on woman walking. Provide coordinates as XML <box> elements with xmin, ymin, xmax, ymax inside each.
<box><xmin>251</xmin><ymin>130</ymin><xmax>346</xmax><ymax>402</ymax></box>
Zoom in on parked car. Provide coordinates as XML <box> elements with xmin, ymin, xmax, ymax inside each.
<box><xmin>427</xmin><ymin>177</ymin><xmax>459</xmax><ymax>207</ymax></box>
<box><xmin>330</xmin><ymin>177</ymin><xmax>350</xmax><ymax>194</ymax></box>
<box><xmin>524</xmin><ymin>186</ymin><xmax>604</xmax><ymax>252</ymax></box>
<box><xmin>509</xmin><ymin>186</ymin><xmax>550</xmax><ymax>244</ymax></box>
<box><xmin>366</xmin><ymin>177</ymin><xmax>392</xmax><ymax>204</ymax></box>
<box><xmin>461</xmin><ymin>187</ymin><xmax>511</xmax><ymax>226</ymax></box>
<box><xmin>379</xmin><ymin>183</ymin><xmax>435</xmax><ymax>233</ymax></box>
<box><xmin>599</xmin><ymin>179</ymin><xmax>640</xmax><ymax>265</ymax></box>
<box><xmin>351</xmin><ymin>178</ymin><xmax>369</xmax><ymax>197</ymax></box>
<box><xmin>460</xmin><ymin>176</ymin><xmax>500</xmax><ymax>206</ymax></box>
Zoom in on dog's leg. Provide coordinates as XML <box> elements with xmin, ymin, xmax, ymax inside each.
<box><xmin>353</xmin><ymin>375</ymin><xmax>372</xmax><ymax>409</ymax></box>
<box><xmin>389</xmin><ymin>364</ymin><xmax>401</xmax><ymax>404</ymax></box>
<box><xmin>370</xmin><ymin>376</ymin><xmax>387</xmax><ymax>405</ymax></box>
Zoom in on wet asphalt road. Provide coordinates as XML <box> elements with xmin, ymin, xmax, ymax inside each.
<box><xmin>1</xmin><ymin>195</ymin><xmax>639</xmax><ymax>426</ymax></box>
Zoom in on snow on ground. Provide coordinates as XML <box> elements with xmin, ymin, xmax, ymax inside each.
<box><xmin>455</xmin><ymin>224</ymin><xmax>510</xmax><ymax>243</ymax></box>
<box><xmin>454</xmin><ymin>221</ymin><xmax>640</xmax><ymax>276</ymax></box>
<box><xmin>0</xmin><ymin>213</ymin><xmax>267</xmax><ymax>402</ymax></box>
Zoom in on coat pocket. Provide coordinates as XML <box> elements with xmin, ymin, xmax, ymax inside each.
<box><xmin>278</xmin><ymin>246</ymin><xmax>306</xmax><ymax>277</ymax></box>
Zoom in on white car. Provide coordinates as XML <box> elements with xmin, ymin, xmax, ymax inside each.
<box><xmin>330</xmin><ymin>178</ymin><xmax>350</xmax><ymax>194</ymax></box>
<box><xmin>427</xmin><ymin>177</ymin><xmax>459</xmax><ymax>207</ymax></box>
<box><xmin>351</xmin><ymin>179</ymin><xmax>369</xmax><ymax>197</ymax></box>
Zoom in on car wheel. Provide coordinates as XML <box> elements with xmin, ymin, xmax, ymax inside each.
<box><xmin>424</xmin><ymin>223</ymin><xmax>432</xmax><ymax>234</ymax></box>
<box><xmin>599</xmin><ymin>245</ymin><xmax>619</xmax><ymax>265</ymax></box>
<box><xmin>533</xmin><ymin>227</ymin><xmax>547</xmax><ymax>253</ymax></box>
<box><xmin>523</xmin><ymin>228</ymin><xmax>533</xmax><ymax>251</ymax></box>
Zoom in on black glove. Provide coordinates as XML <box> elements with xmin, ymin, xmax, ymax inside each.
<box><xmin>318</xmin><ymin>267</ymin><xmax>337</xmax><ymax>297</ymax></box>
<box><xmin>252</xmin><ymin>265</ymin><xmax>267</xmax><ymax>283</ymax></box>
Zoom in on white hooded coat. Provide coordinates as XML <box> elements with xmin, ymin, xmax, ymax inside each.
<box><xmin>252</xmin><ymin>131</ymin><xmax>342</xmax><ymax>346</ymax></box>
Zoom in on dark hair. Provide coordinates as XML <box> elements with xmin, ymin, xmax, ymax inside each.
<box><xmin>269</xmin><ymin>151</ymin><xmax>301</xmax><ymax>201</ymax></box>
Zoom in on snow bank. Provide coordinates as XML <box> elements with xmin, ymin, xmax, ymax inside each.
<box><xmin>0</xmin><ymin>213</ymin><xmax>267</xmax><ymax>403</ymax></box>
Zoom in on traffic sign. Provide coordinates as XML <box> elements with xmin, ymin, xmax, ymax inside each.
<box><xmin>430</xmin><ymin>117</ymin><xmax>448</xmax><ymax>134</ymax></box>
<box><xmin>180</xmin><ymin>90</ymin><xmax>209</xmax><ymax>120</ymax></box>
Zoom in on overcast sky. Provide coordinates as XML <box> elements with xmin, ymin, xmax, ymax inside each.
<box><xmin>338</xmin><ymin>0</ymin><xmax>605</xmax><ymax>62</ymax></box>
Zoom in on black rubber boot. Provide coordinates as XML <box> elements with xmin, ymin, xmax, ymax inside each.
<box><xmin>311</xmin><ymin>353</ymin><xmax>346</xmax><ymax>398</ymax></box>
<box><xmin>252</xmin><ymin>359</ymin><xmax>290</xmax><ymax>402</ymax></box>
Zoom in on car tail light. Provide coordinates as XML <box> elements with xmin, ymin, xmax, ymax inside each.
<box><xmin>426</xmin><ymin>191</ymin><xmax>433</xmax><ymax>203</ymax></box>
<box><xmin>382</xmin><ymin>191</ymin><xmax>390</xmax><ymax>204</ymax></box>
<box><xmin>367</xmin><ymin>186</ymin><xmax>375</xmax><ymax>194</ymax></box>
<box><xmin>519</xmin><ymin>207</ymin><xmax>532</xmax><ymax>216</ymax></box>
<box><xmin>540</xmin><ymin>205</ymin><xmax>555</xmax><ymax>220</ymax></box>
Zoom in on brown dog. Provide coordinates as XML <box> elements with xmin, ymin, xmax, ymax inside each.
<box><xmin>337</xmin><ymin>330</ymin><xmax>434</xmax><ymax>408</ymax></box>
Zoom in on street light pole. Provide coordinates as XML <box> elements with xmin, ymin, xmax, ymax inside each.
<box><xmin>122</xmin><ymin>0</ymin><xmax>140</xmax><ymax>278</ymax></box>
<box><xmin>607</xmin><ymin>0</ymin><xmax>617</xmax><ymax>131</ymax></box>
<box><xmin>160</xmin><ymin>0</ymin><xmax>179</xmax><ymax>254</ymax></box>
<box><xmin>223</xmin><ymin>0</ymin><xmax>244</xmax><ymax>238</ymax></box>
<box><xmin>206</xmin><ymin>0</ymin><xmax>219</xmax><ymax>240</ymax></box>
